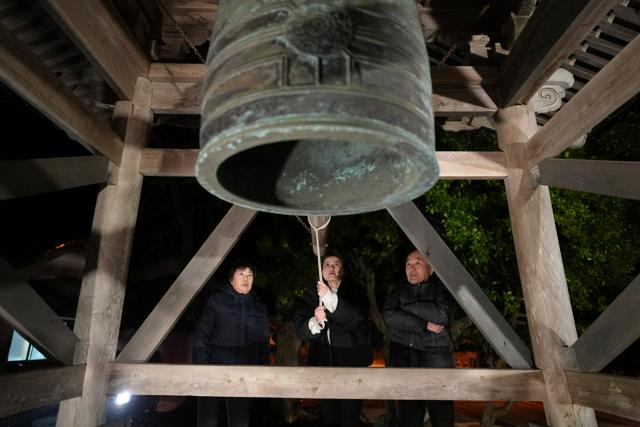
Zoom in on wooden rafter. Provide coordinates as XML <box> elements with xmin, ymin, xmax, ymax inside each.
<box><xmin>0</xmin><ymin>157</ymin><xmax>108</xmax><ymax>201</ymax></box>
<box><xmin>499</xmin><ymin>0</ymin><xmax>618</xmax><ymax>107</ymax></box>
<box><xmin>0</xmin><ymin>365</ymin><xmax>85</xmax><ymax>418</ymax></box>
<box><xmin>117</xmin><ymin>205</ymin><xmax>257</xmax><ymax>362</ymax></box>
<box><xmin>567</xmin><ymin>372</ymin><xmax>640</xmax><ymax>421</ymax></box>
<box><xmin>526</xmin><ymin>34</ymin><xmax>640</xmax><ymax>168</ymax></box>
<box><xmin>40</xmin><ymin>0</ymin><xmax>149</xmax><ymax>100</ymax></box>
<box><xmin>108</xmin><ymin>364</ymin><xmax>546</xmax><ymax>401</ymax></box>
<box><xmin>539</xmin><ymin>159</ymin><xmax>640</xmax><ymax>200</ymax></box>
<box><xmin>0</xmin><ymin>25</ymin><xmax>124</xmax><ymax>165</ymax></box>
<box><xmin>149</xmin><ymin>64</ymin><xmax>499</xmax><ymax>116</ymax></box>
<box><xmin>572</xmin><ymin>273</ymin><xmax>640</xmax><ymax>372</ymax></box>
<box><xmin>387</xmin><ymin>202</ymin><xmax>533</xmax><ymax>369</ymax></box>
<box><xmin>138</xmin><ymin>149</ymin><xmax>508</xmax><ymax>180</ymax></box>
<box><xmin>0</xmin><ymin>256</ymin><xmax>79</xmax><ymax>366</ymax></box>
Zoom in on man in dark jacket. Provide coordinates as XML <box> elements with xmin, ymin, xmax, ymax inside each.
<box><xmin>293</xmin><ymin>254</ymin><xmax>372</xmax><ymax>427</ymax></box>
<box><xmin>384</xmin><ymin>250</ymin><xmax>455</xmax><ymax>427</ymax></box>
<box><xmin>193</xmin><ymin>260</ymin><xmax>269</xmax><ymax>427</ymax></box>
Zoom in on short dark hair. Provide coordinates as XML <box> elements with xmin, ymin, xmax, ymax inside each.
<box><xmin>228</xmin><ymin>259</ymin><xmax>256</xmax><ymax>282</ymax></box>
<box><xmin>323</xmin><ymin>252</ymin><xmax>344</xmax><ymax>264</ymax></box>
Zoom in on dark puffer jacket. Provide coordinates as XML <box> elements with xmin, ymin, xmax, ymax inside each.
<box><xmin>293</xmin><ymin>280</ymin><xmax>372</xmax><ymax>367</ymax></box>
<box><xmin>193</xmin><ymin>284</ymin><xmax>269</xmax><ymax>365</ymax></box>
<box><xmin>383</xmin><ymin>275</ymin><xmax>455</xmax><ymax>351</ymax></box>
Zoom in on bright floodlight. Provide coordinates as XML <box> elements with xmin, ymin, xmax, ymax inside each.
<box><xmin>115</xmin><ymin>391</ymin><xmax>131</xmax><ymax>405</ymax></box>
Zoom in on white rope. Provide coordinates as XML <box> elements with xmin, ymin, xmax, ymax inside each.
<box><xmin>309</xmin><ymin>217</ymin><xmax>331</xmax><ymax>324</ymax></box>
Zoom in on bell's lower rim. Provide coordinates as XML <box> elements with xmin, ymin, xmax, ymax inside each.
<box><xmin>196</xmin><ymin>117</ymin><xmax>438</xmax><ymax>216</ymax></box>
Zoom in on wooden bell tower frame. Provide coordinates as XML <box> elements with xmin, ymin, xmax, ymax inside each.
<box><xmin>1</xmin><ymin>0</ymin><xmax>639</xmax><ymax>425</ymax></box>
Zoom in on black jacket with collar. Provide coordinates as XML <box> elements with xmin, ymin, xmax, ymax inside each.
<box><xmin>293</xmin><ymin>280</ymin><xmax>372</xmax><ymax>367</ymax></box>
<box><xmin>192</xmin><ymin>283</ymin><xmax>269</xmax><ymax>365</ymax></box>
<box><xmin>383</xmin><ymin>275</ymin><xmax>455</xmax><ymax>351</ymax></box>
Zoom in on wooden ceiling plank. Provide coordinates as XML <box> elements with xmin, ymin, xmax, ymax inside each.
<box><xmin>139</xmin><ymin>149</ymin><xmax>508</xmax><ymax>180</ymax></box>
<box><xmin>0</xmin><ymin>156</ymin><xmax>108</xmax><ymax>201</ymax></box>
<box><xmin>598</xmin><ymin>21</ymin><xmax>638</xmax><ymax>43</ymax></box>
<box><xmin>539</xmin><ymin>159</ymin><xmax>640</xmax><ymax>200</ymax></box>
<box><xmin>149</xmin><ymin>64</ymin><xmax>499</xmax><ymax>116</ymax></box>
<box><xmin>612</xmin><ymin>4</ymin><xmax>640</xmax><ymax>26</ymax></box>
<box><xmin>567</xmin><ymin>372</ymin><xmax>640</xmax><ymax>421</ymax></box>
<box><xmin>108</xmin><ymin>364</ymin><xmax>546</xmax><ymax>401</ymax></box>
<box><xmin>40</xmin><ymin>0</ymin><xmax>150</xmax><ymax>100</ymax></box>
<box><xmin>388</xmin><ymin>202</ymin><xmax>533</xmax><ymax>369</ymax></box>
<box><xmin>584</xmin><ymin>34</ymin><xmax>623</xmax><ymax>56</ymax></box>
<box><xmin>0</xmin><ymin>365</ymin><xmax>85</xmax><ymax>418</ymax></box>
<box><xmin>116</xmin><ymin>205</ymin><xmax>257</xmax><ymax>362</ymax></box>
<box><xmin>525</xmin><ymin>34</ymin><xmax>640</xmax><ymax>168</ymax></box>
<box><xmin>572</xmin><ymin>273</ymin><xmax>640</xmax><ymax>372</ymax></box>
<box><xmin>0</xmin><ymin>25</ymin><xmax>124</xmax><ymax>165</ymax></box>
<box><xmin>571</xmin><ymin>50</ymin><xmax>610</xmax><ymax>69</ymax></box>
<box><xmin>0</xmin><ymin>256</ymin><xmax>79</xmax><ymax>366</ymax></box>
<box><xmin>500</xmin><ymin>0</ymin><xmax>618</xmax><ymax>107</ymax></box>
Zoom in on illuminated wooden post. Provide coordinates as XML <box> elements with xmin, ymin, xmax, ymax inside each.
<box><xmin>496</xmin><ymin>104</ymin><xmax>597</xmax><ymax>426</ymax></box>
<box><xmin>56</xmin><ymin>78</ymin><xmax>153</xmax><ymax>427</ymax></box>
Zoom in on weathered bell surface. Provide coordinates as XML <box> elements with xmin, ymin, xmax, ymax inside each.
<box><xmin>197</xmin><ymin>0</ymin><xmax>438</xmax><ymax>215</ymax></box>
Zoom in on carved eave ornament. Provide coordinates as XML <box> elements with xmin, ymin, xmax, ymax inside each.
<box><xmin>528</xmin><ymin>68</ymin><xmax>575</xmax><ymax>114</ymax></box>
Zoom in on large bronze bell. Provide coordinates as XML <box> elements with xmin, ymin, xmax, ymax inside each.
<box><xmin>197</xmin><ymin>0</ymin><xmax>437</xmax><ymax>215</ymax></box>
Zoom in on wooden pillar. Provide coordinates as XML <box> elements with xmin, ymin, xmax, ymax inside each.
<box><xmin>495</xmin><ymin>105</ymin><xmax>597</xmax><ymax>426</ymax></box>
<box><xmin>56</xmin><ymin>77</ymin><xmax>153</xmax><ymax>427</ymax></box>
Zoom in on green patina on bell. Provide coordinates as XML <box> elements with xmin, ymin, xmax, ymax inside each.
<box><xmin>197</xmin><ymin>0</ymin><xmax>437</xmax><ymax>215</ymax></box>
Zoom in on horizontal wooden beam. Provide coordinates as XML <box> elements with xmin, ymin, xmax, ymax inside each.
<box><xmin>0</xmin><ymin>256</ymin><xmax>79</xmax><ymax>365</ymax></box>
<box><xmin>41</xmin><ymin>0</ymin><xmax>149</xmax><ymax>100</ymax></box>
<box><xmin>567</xmin><ymin>371</ymin><xmax>640</xmax><ymax>421</ymax></box>
<box><xmin>539</xmin><ymin>159</ymin><xmax>640</xmax><ymax>200</ymax></box>
<box><xmin>139</xmin><ymin>148</ymin><xmax>199</xmax><ymax>177</ymax></box>
<box><xmin>139</xmin><ymin>149</ymin><xmax>508</xmax><ymax>180</ymax></box>
<box><xmin>0</xmin><ymin>25</ymin><xmax>124</xmax><ymax>165</ymax></box>
<box><xmin>500</xmin><ymin>0</ymin><xmax>617</xmax><ymax>106</ymax></box>
<box><xmin>388</xmin><ymin>202</ymin><xmax>533</xmax><ymax>369</ymax></box>
<box><xmin>108</xmin><ymin>363</ymin><xmax>546</xmax><ymax>401</ymax></box>
<box><xmin>572</xmin><ymin>273</ymin><xmax>640</xmax><ymax>372</ymax></box>
<box><xmin>149</xmin><ymin>63</ymin><xmax>204</xmax><ymax>83</ymax></box>
<box><xmin>0</xmin><ymin>365</ymin><xmax>85</xmax><ymax>418</ymax></box>
<box><xmin>149</xmin><ymin>64</ymin><xmax>498</xmax><ymax>116</ymax></box>
<box><xmin>149</xmin><ymin>63</ymin><xmax>499</xmax><ymax>85</ymax></box>
<box><xmin>0</xmin><ymin>156</ymin><xmax>108</xmax><ymax>200</ymax></box>
<box><xmin>526</xmin><ymin>34</ymin><xmax>640</xmax><ymax>168</ymax></box>
<box><xmin>117</xmin><ymin>205</ymin><xmax>257</xmax><ymax>362</ymax></box>
<box><xmin>437</xmin><ymin>151</ymin><xmax>507</xmax><ymax>179</ymax></box>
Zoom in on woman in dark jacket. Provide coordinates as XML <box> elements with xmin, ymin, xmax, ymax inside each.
<box><xmin>193</xmin><ymin>260</ymin><xmax>269</xmax><ymax>427</ymax></box>
<box><xmin>293</xmin><ymin>254</ymin><xmax>372</xmax><ymax>427</ymax></box>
